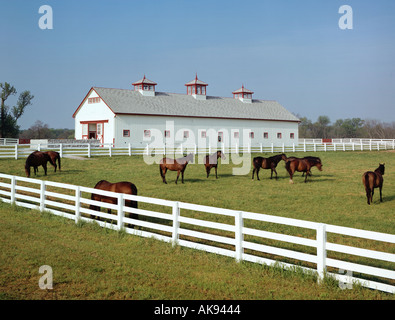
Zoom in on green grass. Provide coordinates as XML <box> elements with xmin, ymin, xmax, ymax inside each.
<box><xmin>0</xmin><ymin>202</ymin><xmax>391</xmax><ymax>300</ymax></box>
<box><xmin>0</xmin><ymin>151</ymin><xmax>394</xmax><ymax>299</ymax></box>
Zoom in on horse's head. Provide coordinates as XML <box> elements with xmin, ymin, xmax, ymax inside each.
<box><xmin>186</xmin><ymin>153</ymin><xmax>194</xmax><ymax>163</ymax></box>
<box><xmin>219</xmin><ymin>151</ymin><xmax>226</xmax><ymax>160</ymax></box>
<box><xmin>316</xmin><ymin>160</ymin><xmax>323</xmax><ymax>171</ymax></box>
<box><xmin>378</xmin><ymin>163</ymin><xmax>385</xmax><ymax>175</ymax></box>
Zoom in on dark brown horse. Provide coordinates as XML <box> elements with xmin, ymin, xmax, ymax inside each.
<box><xmin>282</xmin><ymin>155</ymin><xmax>323</xmax><ymax>183</ymax></box>
<box><xmin>159</xmin><ymin>153</ymin><xmax>194</xmax><ymax>184</ymax></box>
<box><xmin>44</xmin><ymin>151</ymin><xmax>61</xmax><ymax>172</ymax></box>
<box><xmin>252</xmin><ymin>153</ymin><xmax>286</xmax><ymax>180</ymax></box>
<box><xmin>362</xmin><ymin>163</ymin><xmax>385</xmax><ymax>205</ymax></box>
<box><xmin>89</xmin><ymin>180</ymin><xmax>138</xmax><ymax>227</ymax></box>
<box><xmin>204</xmin><ymin>151</ymin><xmax>226</xmax><ymax>178</ymax></box>
<box><xmin>25</xmin><ymin>151</ymin><xmax>55</xmax><ymax>177</ymax></box>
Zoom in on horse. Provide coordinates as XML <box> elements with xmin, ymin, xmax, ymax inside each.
<box><xmin>44</xmin><ymin>151</ymin><xmax>61</xmax><ymax>172</ymax></box>
<box><xmin>159</xmin><ymin>153</ymin><xmax>194</xmax><ymax>184</ymax></box>
<box><xmin>252</xmin><ymin>153</ymin><xmax>286</xmax><ymax>180</ymax></box>
<box><xmin>301</xmin><ymin>156</ymin><xmax>322</xmax><ymax>176</ymax></box>
<box><xmin>89</xmin><ymin>180</ymin><xmax>138</xmax><ymax>227</ymax></box>
<box><xmin>24</xmin><ymin>151</ymin><xmax>55</xmax><ymax>177</ymax></box>
<box><xmin>362</xmin><ymin>163</ymin><xmax>385</xmax><ymax>205</ymax></box>
<box><xmin>204</xmin><ymin>151</ymin><xmax>226</xmax><ymax>178</ymax></box>
<box><xmin>282</xmin><ymin>155</ymin><xmax>323</xmax><ymax>183</ymax></box>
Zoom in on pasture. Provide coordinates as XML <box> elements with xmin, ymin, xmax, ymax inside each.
<box><xmin>0</xmin><ymin>150</ymin><xmax>394</xmax><ymax>299</ymax></box>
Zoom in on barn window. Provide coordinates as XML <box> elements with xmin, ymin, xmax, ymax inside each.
<box><xmin>183</xmin><ymin>131</ymin><xmax>189</xmax><ymax>138</ymax></box>
<box><xmin>277</xmin><ymin>133</ymin><xmax>282</xmax><ymax>139</ymax></box>
<box><xmin>249</xmin><ymin>132</ymin><xmax>254</xmax><ymax>139</ymax></box>
<box><xmin>88</xmin><ymin>97</ymin><xmax>100</xmax><ymax>104</ymax></box>
<box><xmin>123</xmin><ymin>130</ymin><xmax>130</xmax><ymax>137</ymax></box>
<box><xmin>290</xmin><ymin>133</ymin><xmax>295</xmax><ymax>139</ymax></box>
<box><xmin>201</xmin><ymin>131</ymin><xmax>206</xmax><ymax>138</ymax></box>
<box><xmin>263</xmin><ymin>132</ymin><xmax>268</xmax><ymax>139</ymax></box>
<box><xmin>144</xmin><ymin>130</ymin><xmax>151</xmax><ymax>138</ymax></box>
<box><xmin>164</xmin><ymin>130</ymin><xmax>170</xmax><ymax>138</ymax></box>
<box><xmin>234</xmin><ymin>131</ymin><xmax>239</xmax><ymax>139</ymax></box>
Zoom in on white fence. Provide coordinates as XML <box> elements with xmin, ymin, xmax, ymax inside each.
<box><xmin>0</xmin><ymin>138</ymin><xmax>395</xmax><ymax>159</ymax></box>
<box><xmin>0</xmin><ymin>172</ymin><xmax>394</xmax><ymax>294</ymax></box>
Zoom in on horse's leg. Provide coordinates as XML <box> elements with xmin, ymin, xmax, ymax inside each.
<box><xmin>206</xmin><ymin>166</ymin><xmax>210</xmax><ymax>178</ymax></box>
<box><xmin>43</xmin><ymin>164</ymin><xmax>47</xmax><ymax>176</ymax></box>
<box><xmin>273</xmin><ymin>167</ymin><xmax>278</xmax><ymax>180</ymax></box>
<box><xmin>252</xmin><ymin>166</ymin><xmax>255</xmax><ymax>180</ymax></box>
<box><xmin>175</xmin><ymin>170</ymin><xmax>180</xmax><ymax>184</ymax></box>
<box><xmin>256</xmin><ymin>167</ymin><xmax>260</xmax><ymax>181</ymax></box>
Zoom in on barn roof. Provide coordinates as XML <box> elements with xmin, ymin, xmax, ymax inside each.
<box><xmin>75</xmin><ymin>87</ymin><xmax>300</xmax><ymax>122</ymax></box>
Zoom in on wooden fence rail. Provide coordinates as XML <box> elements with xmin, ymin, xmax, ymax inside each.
<box><xmin>0</xmin><ymin>172</ymin><xmax>394</xmax><ymax>293</ymax></box>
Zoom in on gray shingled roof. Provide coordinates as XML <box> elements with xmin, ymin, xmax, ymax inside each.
<box><xmin>93</xmin><ymin>87</ymin><xmax>300</xmax><ymax>122</ymax></box>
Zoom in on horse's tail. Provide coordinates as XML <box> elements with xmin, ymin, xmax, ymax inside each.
<box><xmin>57</xmin><ymin>154</ymin><xmax>61</xmax><ymax>171</ymax></box>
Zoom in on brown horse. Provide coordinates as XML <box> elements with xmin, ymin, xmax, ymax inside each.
<box><xmin>204</xmin><ymin>151</ymin><xmax>226</xmax><ymax>178</ymax></box>
<box><xmin>25</xmin><ymin>151</ymin><xmax>55</xmax><ymax>177</ymax></box>
<box><xmin>89</xmin><ymin>180</ymin><xmax>138</xmax><ymax>227</ymax></box>
<box><xmin>44</xmin><ymin>151</ymin><xmax>61</xmax><ymax>172</ymax></box>
<box><xmin>282</xmin><ymin>155</ymin><xmax>323</xmax><ymax>183</ymax></box>
<box><xmin>159</xmin><ymin>153</ymin><xmax>194</xmax><ymax>184</ymax></box>
<box><xmin>362</xmin><ymin>163</ymin><xmax>385</xmax><ymax>205</ymax></box>
<box><xmin>252</xmin><ymin>153</ymin><xmax>285</xmax><ymax>180</ymax></box>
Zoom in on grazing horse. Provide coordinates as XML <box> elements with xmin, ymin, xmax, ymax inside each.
<box><xmin>89</xmin><ymin>180</ymin><xmax>138</xmax><ymax>227</ymax></box>
<box><xmin>252</xmin><ymin>153</ymin><xmax>286</xmax><ymax>180</ymax></box>
<box><xmin>282</xmin><ymin>155</ymin><xmax>323</xmax><ymax>183</ymax></box>
<box><xmin>204</xmin><ymin>151</ymin><xmax>226</xmax><ymax>178</ymax></box>
<box><xmin>44</xmin><ymin>151</ymin><xmax>61</xmax><ymax>172</ymax></box>
<box><xmin>362</xmin><ymin>163</ymin><xmax>385</xmax><ymax>205</ymax></box>
<box><xmin>159</xmin><ymin>153</ymin><xmax>194</xmax><ymax>184</ymax></box>
<box><xmin>25</xmin><ymin>151</ymin><xmax>54</xmax><ymax>177</ymax></box>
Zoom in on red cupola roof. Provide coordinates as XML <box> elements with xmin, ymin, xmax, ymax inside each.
<box><xmin>185</xmin><ymin>74</ymin><xmax>208</xmax><ymax>99</ymax></box>
<box><xmin>132</xmin><ymin>75</ymin><xmax>157</xmax><ymax>96</ymax></box>
<box><xmin>232</xmin><ymin>84</ymin><xmax>253</xmax><ymax>102</ymax></box>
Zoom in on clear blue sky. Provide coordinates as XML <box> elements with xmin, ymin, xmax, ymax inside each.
<box><xmin>1</xmin><ymin>0</ymin><xmax>394</xmax><ymax>130</ymax></box>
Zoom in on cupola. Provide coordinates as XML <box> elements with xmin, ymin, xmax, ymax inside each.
<box><xmin>232</xmin><ymin>85</ymin><xmax>253</xmax><ymax>103</ymax></box>
<box><xmin>185</xmin><ymin>74</ymin><xmax>208</xmax><ymax>100</ymax></box>
<box><xmin>132</xmin><ymin>75</ymin><xmax>157</xmax><ymax>96</ymax></box>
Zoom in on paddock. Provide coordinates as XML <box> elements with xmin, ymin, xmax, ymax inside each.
<box><xmin>0</xmin><ymin>151</ymin><xmax>394</xmax><ymax>295</ymax></box>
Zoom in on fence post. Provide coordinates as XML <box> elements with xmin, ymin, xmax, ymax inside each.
<box><xmin>87</xmin><ymin>143</ymin><xmax>91</xmax><ymax>158</ymax></box>
<box><xmin>316</xmin><ymin>223</ymin><xmax>327</xmax><ymax>283</ymax></box>
<box><xmin>282</xmin><ymin>143</ymin><xmax>285</xmax><ymax>153</ymax></box>
<box><xmin>146</xmin><ymin>144</ymin><xmax>149</xmax><ymax>156</ymax></box>
<box><xmin>235</xmin><ymin>211</ymin><xmax>244</xmax><ymax>262</ymax></box>
<box><xmin>128</xmin><ymin>143</ymin><xmax>132</xmax><ymax>156</ymax></box>
<box><xmin>10</xmin><ymin>176</ymin><xmax>16</xmax><ymax>203</ymax></box>
<box><xmin>109</xmin><ymin>144</ymin><xmax>112</xmax><ymax>157</ymax></box>
<box><xmin>172</xmin><ymin>201</ymin><xmax>180</xmax><ymax>246</ymax></box>
<box><xmin>293</xmin><ymin>143</ymin><xmax>295</xmax><ymax>152</ymax></box>
<box><xmin>75</xmin><ymin>186</ymin><xmax>81</xmax><ymax>223</ymax></box>
<box><xmin>271</xmin><ymin>143</ymin><xmax>274</xmax><ymax>153</ymax></box>
<box><xmin>40</xmin><ymin>180</ymin><xmax>46</xmax><ymax>212</ymax></box>
<box><xmin>38</xmin><ymin>143</ymin><xmax>41</xmax><ymax>152</ymax></box>
<box><xmin>235</xmin><ymin>143</ymin><xmax>238</xmax><ymax>154</ymax></box>
<box><xmin>117</xmin><ymin>193</ymin><xmax>124</xmax><ymax>231</ymax></box>
<box><xmin>14</xmin><ymin>144</ymin><xmax>18</xmax><ymax>160</ymax></box>
<box><xmin>303</xmin><ymin>141</ymin><xmax>306</xmax><ymax>152</ymax></box>
<box><xmin>260</xmin><ymin>143</ymin><xmax>263</xmax><ymax>153</ymax></box>
<box><xmin>59</xmin><ymin>143</ymin><xmax>63</xmax><ymax>158</ymax></box>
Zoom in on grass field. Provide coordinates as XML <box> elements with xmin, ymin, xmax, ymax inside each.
<box><xmin>0</xmin><ymin>150</ymin><xmax>394</xmax><ymax>299</ymax></box>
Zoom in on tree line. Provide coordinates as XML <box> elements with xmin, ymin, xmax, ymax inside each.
<box><xmin>19</xmin><ymin>120</ymin><xmax>74</xmax><ymax>140</ymax></box>
<box><xmin>297</xmin><ymin>115</ymin><xmax>395</xmax><ymax>139</ymax></box>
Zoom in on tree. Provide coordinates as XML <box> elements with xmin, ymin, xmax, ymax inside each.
<box><xmin>0</xmin><ymin>82</ymin><xmax>34</xmax><ymax>138</ymax></box>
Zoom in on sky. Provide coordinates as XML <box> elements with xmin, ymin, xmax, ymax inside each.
<box><xmin>1</xmin><ymin>0</ymin><xmax>395</xmax><ymax>130</ymax></box>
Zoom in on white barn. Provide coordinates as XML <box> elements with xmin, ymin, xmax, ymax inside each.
<box><xmin>72</xmin><ymin>75</ymin><xmax>300</xmax><ymax>149</ymax></box>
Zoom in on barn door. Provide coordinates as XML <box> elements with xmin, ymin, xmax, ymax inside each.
<box><xmin>96</xmin><ymin>123</ymin><xmax>103</xmax><ymax>143</ymax></box>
